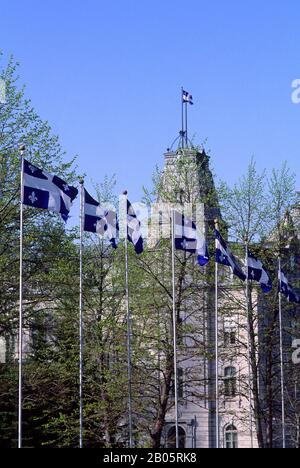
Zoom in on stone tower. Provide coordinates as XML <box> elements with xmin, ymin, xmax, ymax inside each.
<box><xmin>156</xmin><ymin>145</ymin><xmax>257</xmax><ymax>449</ymax></box>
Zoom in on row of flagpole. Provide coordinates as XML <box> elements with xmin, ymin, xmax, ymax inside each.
<box><xmin>17</xmin><ymin>145</ymin><xmax>293</xmax><ymax>449</ymax></box>
<box><xmin>17</xmin><ymin>157</ymin><xmax>180</xmax><ymax>450</ymax></box>
<box><xmin>78</xmin><ymin>209</ymin><xmax>286</xmax><ymax>451</ymax></box>
<box><xmin>16</xmin><ymin>147</ymin><xmax>140</xmax><ymax>449</ymax></box>
<box><xmin>16</xmin><ymin>89</ymin><xmax>192</xmax><ymax>449</ymax></box>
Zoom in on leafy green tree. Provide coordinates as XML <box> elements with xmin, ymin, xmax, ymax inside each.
<box><xmin>0</xmin><ymin>53</ymin><xmax>78</xmax><ymax>448</ymax></box>
<box><xmin>219</xmin><ymin>159</ymin><xmax>299</xmax><ymax>448</ymax></box>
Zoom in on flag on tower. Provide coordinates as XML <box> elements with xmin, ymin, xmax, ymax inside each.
<box><xmin>22</xmin><ymin>159</ymin><xmax>78</xmax><ymax>221</ymax></box>
<box><xmin>127</xmin><ymin>199</ymin><xmax>144</xmax><ymax>254</ymax></box>
<box><xmin>278</xmin><ymin>269</ymin><xmax>300</xmax><ymax>304</ymax></box>
<box><xmin>182</xmin><ymin>90</ymin><xmax>194</xmax><ymax>105</ymax></box>
<box><xmin>215</xmin><ymin>230</ymin><xmax>246</xmax><ymax>281</ymax></box>
<box><xmin>84</xmin><ymin>189</ymin><xmax>118</xmax><ymax>249</ymax></box>
<box><xmin>174</xmin><ymin>211</ymin><xmax>209</xmax><ymax>266</ymax></box>
<box><xmin>247</xmin><ymin>250</ymin><xmax>272</xmax><ymax>293</ymax></box>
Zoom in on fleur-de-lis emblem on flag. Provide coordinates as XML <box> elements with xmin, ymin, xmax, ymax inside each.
<box><xmin>63</xmin><ymin>184</ymin><xmax>70</xmax><ymax>192</ymax></box>
<box><xmin>181</xmin><ymin>239</ymin><xmax>188</xmax><ymax>249</ymax></box>
<box><xmin>28</xmin><ymin>165</ymin><xmax>37</xmax><ymax>174</ymax></box>
<box><xmin>29</xmin><ymin>191</ymin><xmax>38</xmax><ymax>204</ymax></box>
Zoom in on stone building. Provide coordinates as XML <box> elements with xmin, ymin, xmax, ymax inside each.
<box><xmin>151</xmin><ymin>144</ymin><xmax>257</xmax><ymax>448</ymax></box>
<box><xmin>150</xmin><ymin>136</ymin><xmax>300</xmax><ymax>449</ymax></box>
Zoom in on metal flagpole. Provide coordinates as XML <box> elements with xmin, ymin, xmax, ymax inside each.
<box><xmin>185</xmin><ymin>100</ymin><xmax>188</xmax><ymax>148</ymax></box>
<box><xmin>171</xmin><ymin>209</ymin><xmax>179</xmax><ymax>449</ymax></box>
<box><xmin>18</xmin><ymin>144</ymin><xmax>25</xmax><ymax>449</ymax></box>
<box><xmin>278</xmin><ymin>257</ymin><xmax>286</xmax><ymax>449</ymax></box>
<box><xmin>245</xmin><ymin>244</ymin><xmax>254</xmax><ymax>448</ymax></box>
<box><xmin>79</xmin><ymin>178</ymin><xmax>84</xmax><ymax>448</ymax></box>
<box><xmin>181</xmin><ymin>88</ymin><xmax>185</xmax><ymax>149</ymax></box>
<box><xmin>124</xmin><ymin>191</ymin><xmax>133</xmax><ymax>448</ymax></box>
<box><xmin>214</xmin><ymin>219</ymin><xmax>219</xmax><ymax>449</ymax></box>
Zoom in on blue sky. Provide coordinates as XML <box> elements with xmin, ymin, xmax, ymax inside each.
<box><xmin>1</xmin><ymin>0</ymin><xmax>300</xmax><ymax>208</ymax></box>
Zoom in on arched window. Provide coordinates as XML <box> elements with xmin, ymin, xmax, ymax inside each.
<box><xmin>224</xmin><ymin>366</ymin><xmax>237</xmax><ymax>397</ymax></box>
<box><xmin>225</xmin><ymin>424</ymin><xmax>238</xmax><ymax>448</ymax></box>
<box><xmin>167</xmin><ymin>426</ymin><xmax>186</xmax><ymax>448</ymax></box>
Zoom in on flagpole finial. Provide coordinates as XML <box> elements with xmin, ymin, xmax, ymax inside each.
<box><xmin>123</xmin><ymin>190</ymin><xmax>128</xmax><ymax>196</ymax></box>
<box><xmin>214</xmin><ymin>218</ymin><xmax>219</xmax><ymax>230</ymax></box>
<box><xmin>19</xmin><ymin>144</ymin><xmax>26</xmax><ymax>155</ymax></box>
<box><xmin>79</xmin><ymin>177</ymin><xmax>84</xmax><ymax>185</ymax></box>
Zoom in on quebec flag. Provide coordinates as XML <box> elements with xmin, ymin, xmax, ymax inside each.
<box><xmin>84</xmin><ymin>189</ymin><xmax>118</xmax><ymax>249</ymax></box>
<box><xmin>182</xmin><ymin>90</ymin><xmax>194</xmax><ymax>105</ymax></box>
<box><xmin>215</xmin><ymin>230</ymin><xmax>246</xmax><ymax>281</ymax></box>
<box><xmin>174</xmin><ymin>211</ymin><xmax>209</xmax><ymax>266</ymax></box>
<box><xmin>278</xmin><ymin>270</ymin><xmax>300</xmax><ymax>304</ymax></box>
<box><xmin>127</xmin><ymin>200</ymin><xmax>144</xmax><ymax>255</ymax></box>
<box><xmin>247</xmin><ymin>250</ymin><xmax>272</xmax><ymax>293</ymax></box>
<box><xmin>22</xmin><ymin>159</ymin><xmax>78</xmax><ymax>222</ymax></box>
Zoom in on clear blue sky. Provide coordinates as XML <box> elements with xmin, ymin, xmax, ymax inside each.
<box><xmin>1</xmin><ymin>0</ymin><xmax>300</xmax><ymax>206</ymax></box>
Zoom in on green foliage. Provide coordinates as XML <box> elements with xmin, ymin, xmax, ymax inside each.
<box><xmin>1</xmin><ymin>52</ymin><xmax>300</xmax><ymax>450</ymax></box>
<box><xmin>218</xmin><ymin>157</ymin><xmax>299</xmax><ymax>448</ymax></box>
<box><xmin>0</xmin><ymin>55</ymin><xmax>83</xmax><ymax>448</ymax></box>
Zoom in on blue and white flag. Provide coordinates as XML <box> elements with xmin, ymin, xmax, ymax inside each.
<box><xmin>247</xmin><ymin>251</ymin><xmax>272</xmax><ymax>293</ymax></box>
<box><xmin>174</xmin><ymin>211</ymin><xmax>209</xmax><ymax>266</ymax></box>
<box><xmin>278</xmin><ymin>270</ymin><xmax>300</xmax><ymax>304</ymax></box>
<box><xmin>215</xmin><ymin>230</ymin><xmax>246</xmax><ymax>281</ymax></box>
<box><xmin>182</xmin><ymin>90</ymin><xmax>194</xmax><ymax>105</ymax></box>
<box><xmin>22</xmin><ymin>159</ymin><xmax>78</xmax><ymax>222</ymax></box>
<box><xmin>127</xmin><ymin>200</ymin><xmax>144</xmax><ymax>255</ymax></box>
<box><xmin>84</xmin><ymin>189</ymin><xmax>118</xmax><ymax>249</ymax></box>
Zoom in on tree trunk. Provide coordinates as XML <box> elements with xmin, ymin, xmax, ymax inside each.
<box><xmin>150</xmin><ymin>364</ymin><xmax>173</xmax><ymax>448</ymax></box>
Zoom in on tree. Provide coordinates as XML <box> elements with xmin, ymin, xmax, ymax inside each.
<box><xmin>0</xmin><ymin>53</ymin><xmax>78</xmax><ymax>448</ymax></box>
<box><xmin>218</xmin><ymin>159</ymin><xmax>299</xmax><ymax>448</ymax></box>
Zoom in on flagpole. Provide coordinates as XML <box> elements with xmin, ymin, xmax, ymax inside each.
<box><xmin>214</xmin><ymin>219</ymin><xmax>219</xmax><ymax>449</ymax></box>
<box><xmin>79</xmin><ymin>178</ymin><xmax>84</xmax><ymax>448</ymax></box>
<box><xmin>124</xmin><ymin>191</ymin><xmax>133</xmax><ymax>448</ymax></box>
<box><xmin>18</xmin><ymin>144</ymin><xmax>25</xmax><ymax>449</ymax></box>
<box><xmin>245</xmin><ymin>244</ymin><xmax>254</xmax><ymax>449</ymax></box>
<box><xmin>171</xmin><ymin>209</ymin><xmax>179</xmax><ymax>449</ymax></box>
<box><xmin>181</xmin><ymin>88</ymin><xmax>185</xmax><ymax>149</ymax></box>
<box><xmin>185</xmin><ymin>100</ymin><xmax>188</xmax><ymax>148</ymax></box>
<box><xmin>278</xmin><ymin>257</ymin><xmax>286</xmax><ymax>449</ymax></box>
